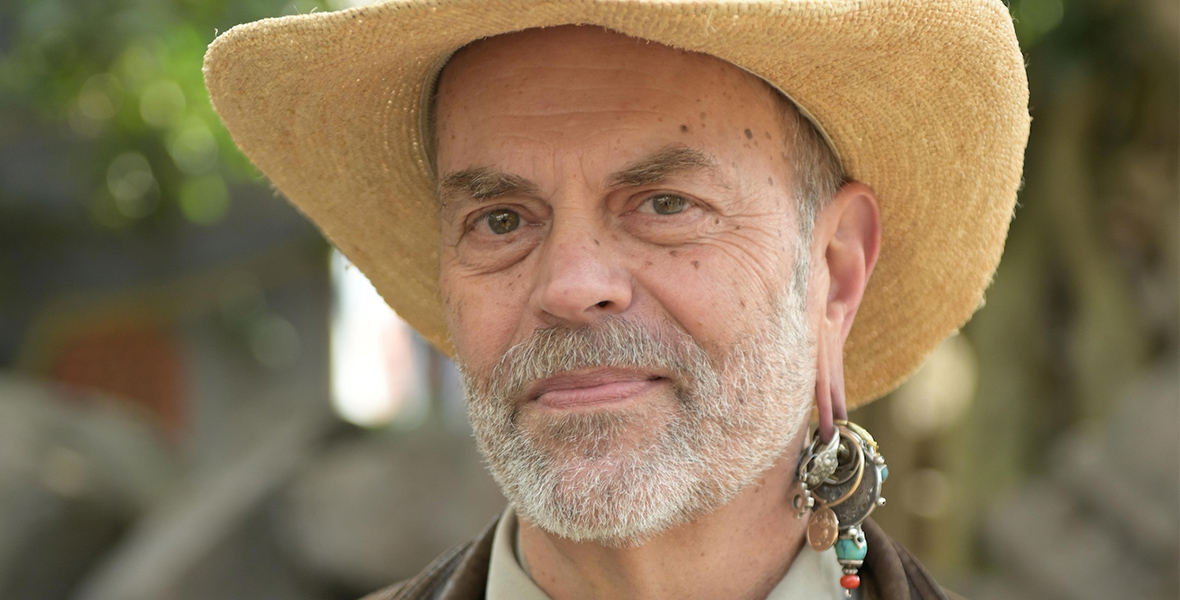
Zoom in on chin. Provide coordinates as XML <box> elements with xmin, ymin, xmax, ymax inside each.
<box><xmin>483</xmin><ymin>406</ymin><xmax>758</xmax><ymax>546</ymax></box>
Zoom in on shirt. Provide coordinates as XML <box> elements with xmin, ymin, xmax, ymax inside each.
<box><xmin>486</xmin><ymin>506</ymin><xmax>861</xmax><ymax>600</ymax></box>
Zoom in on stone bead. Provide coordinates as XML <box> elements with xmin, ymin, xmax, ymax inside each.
<box><xmin>836</xmin><ymin>538</ymin><xmax>868</xmax><ymax>561</ymax></box>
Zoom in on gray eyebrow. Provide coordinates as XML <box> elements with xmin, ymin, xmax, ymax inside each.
<box><xmin>437</xmin><ymin>167</ymin><xmax>540</xmax><ymax>204</ymax></box>
<box><xmin>436</xmin><ymin>145</ymin><xmax>718</xmax><ymax>212</ymax></box>
<box><xmin>607</xmin><ymin>146</ymin><xmax>718</xmax><ymax>188</ymax></box>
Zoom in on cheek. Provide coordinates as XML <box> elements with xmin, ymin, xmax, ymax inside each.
<box><xmin>440</xmin><ymin>261</ymin><xmax>535</xmax><ymax>370</ymax></box>
<box><xmin>636</xmin><ymin>249</ymin><xmax>784</xmax><ymax>350</ymax></box>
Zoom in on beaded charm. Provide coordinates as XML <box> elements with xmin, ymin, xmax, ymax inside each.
<box><xmin>835</xmin><ymin>526</ymin><xmax>868</xmax><ymax>593</ymax></box>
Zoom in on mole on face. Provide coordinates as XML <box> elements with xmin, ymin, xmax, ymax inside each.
<box><xmin>680</xmin><ymin>124</ymin><xmax>689</xmax><ymax>133</ymax></box>
<box><xmin>692</xmin><ymin>260</ymin><xmax>700</xmax><ymax>270</ymax></box>
<box><xmin>768</xmin><ymin>177</ymin><xmax>774</xmax><ymax>186</ymax></box>
<box><xmin>744</xmin><ymin>128</ymin><xmax>753</xmax><ymax>139</ymax></box>
<box><xmin>669</xmin><ymin>250</ymin><xmax>680</xmax><ymax>257</ymax></box>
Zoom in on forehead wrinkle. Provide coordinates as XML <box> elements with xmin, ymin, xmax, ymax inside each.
<box><xmin>476</xmin><ymin>71</ymin><xmax>709</xmax><ymax>99</ymax></box>
<box><xmin>608</xmin><ymin>146</ymin><xmax>722</xmax><ymax>189</ymax></box>
<box><xmin>467</xmin><ymin>108</ymin><xmax>685</xmax><ymax>123</ymax></box>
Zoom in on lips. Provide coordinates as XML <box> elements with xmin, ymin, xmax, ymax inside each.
<box><xmin>526</xmin><ymin>368</ymin><xmax>667</xmax><ymax>410</ymax></box>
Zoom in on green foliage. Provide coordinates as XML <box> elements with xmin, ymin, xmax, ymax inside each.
<box><xmin>1009</xmin><ymin>0</ymin><xmax>1067</xmax><ymax>47</ymax></box>
<box><xmin>0</xmin><ymin>0</ymin><xmax>328</xmax><ymax>230</ymax></box>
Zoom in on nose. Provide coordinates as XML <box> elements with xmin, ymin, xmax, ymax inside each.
<box><xmin>530</xmin><ymin>215</ymin><xmax>633</xmax><ymax>326</ymax></box>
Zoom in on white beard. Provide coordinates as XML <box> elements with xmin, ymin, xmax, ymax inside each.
<box><xmin>460</xmin><ymin>272</ymin><xmax>815</xmax><ymax>546</ymax></box>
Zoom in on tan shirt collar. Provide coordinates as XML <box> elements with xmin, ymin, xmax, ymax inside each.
<box><xmin>487</xmin><ymin>506</ymin><xmax>859</xmax><ymax>600</ymax></box>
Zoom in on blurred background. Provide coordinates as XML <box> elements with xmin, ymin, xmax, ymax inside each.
<box><xmin>0</xmin><ymin>0</ymin><xmax>1175</xmax><ymax>598</ymax></box>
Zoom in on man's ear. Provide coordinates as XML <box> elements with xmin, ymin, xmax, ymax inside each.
<box><xmin>810</xmin><ymin>182</ymin><xmax>880</xmax><ymax>441</ymax></box>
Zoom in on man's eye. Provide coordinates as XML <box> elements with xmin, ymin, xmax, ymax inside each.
<box><xmin>484</xmin><ymin>209</ymin><xmax>521</xmax><ymax>234</ymax></box>
<box><xmin>642</xmin><ymin>194</ymin><xmax>690</xmax><ymax>215</ymax></box>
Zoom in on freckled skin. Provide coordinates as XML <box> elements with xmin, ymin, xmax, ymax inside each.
<box><xmin>427</xmin><ymin>26</ymin><xmax>886</xmax><ymax>600</ymax></box>
<box><xmin>436</xmin><ymin>28</ymin><xmax>803</xmax><ymax>369</ymax></box>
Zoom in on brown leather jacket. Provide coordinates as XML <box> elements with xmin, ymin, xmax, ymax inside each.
<box><xmin>360</xmin><ymin>518</ymin><xmax>964</xmax><ymax>600</ymax></box>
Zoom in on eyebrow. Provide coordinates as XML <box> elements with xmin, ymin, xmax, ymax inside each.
<box><xmin>607</xmin><ymin>145</ymin><xmax>718</xmax><ymax>188</ymax></box>
<box><xmin>436</xmin><ymin>145</ymin><xmax>719</xmax><ymax>208</ymax></box>
<box><xmin>437</xmin><ymin>167</ymin><xmax>540</xmax><ymax>204</ymax></box>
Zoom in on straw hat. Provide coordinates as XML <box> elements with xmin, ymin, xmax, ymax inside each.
<box><xmin>203</xmin><ymin>0</ymin><xmax>1029</xmax><ymax>408</ymax></box>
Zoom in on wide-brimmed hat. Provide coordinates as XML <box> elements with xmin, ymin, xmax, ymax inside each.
<box><xmin>203</xmin><ymin>0</ymin><xmax>1029</xmax><ymax>408</ymax></box>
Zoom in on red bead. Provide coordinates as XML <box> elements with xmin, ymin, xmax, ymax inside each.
<box><xmin>840</xmin><ymin>574</ymin><xmax>861</xmax><ymax>589</ymax></box>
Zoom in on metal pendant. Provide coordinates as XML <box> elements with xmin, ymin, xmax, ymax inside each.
<box><xmin>806</xmin><ymin>504</ymin><xmax>839</xmax><ymax>551</ymax></box>
<box><xmin>830</xmin><ymin>450</ymin><xmax>884</xmax><ymax>526</ymax></box>
<box><xmin>809</xmin><ymin>427</ymin><xmax>866</xmax><ymax>508</ymax></box>
<box><xmin>798</xmin><ymin>427</ymin><xmax>841</xmax><ymax>489</ymax></box>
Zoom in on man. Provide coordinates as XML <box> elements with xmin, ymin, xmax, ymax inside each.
<box><xmin>204</xmin><ymin>1</ymin><xmax>1029</xmax><ymax>599</ymax></box>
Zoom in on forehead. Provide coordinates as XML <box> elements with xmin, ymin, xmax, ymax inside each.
<box><xmin>433</xmin><ymin>26</ymin><xmax>784</xmax><ymax>170</ymax></box>
<box><xmin>437</xmin><ymin>26</ymin><xmax>769</xmax><ymax>98</ymax></box>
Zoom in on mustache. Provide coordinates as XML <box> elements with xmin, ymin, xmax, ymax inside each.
<box><xmin>461</xmin><ymin>317</ymin><xmax>719</xmax><ymax>408</ymax></box>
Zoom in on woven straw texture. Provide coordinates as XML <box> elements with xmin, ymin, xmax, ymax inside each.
<box><xmin>203</xmin><ymin>0</ymin><xmax>1030</xmax><ymax>408</ymax></box>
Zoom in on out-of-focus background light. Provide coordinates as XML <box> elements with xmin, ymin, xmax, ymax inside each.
<box><xmin>330</xmin><ymin>250</ymin><xmax>425</xmax><ymax>429</ymax></box>
<box><xmin>891</xmin><ymin>334</ymin><xmax>978</xmax><ymax>440</ymax></box>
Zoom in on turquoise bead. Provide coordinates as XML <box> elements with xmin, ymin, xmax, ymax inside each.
<box><xmin>881</xmin><ymin>465</ymin><xmax>889</xmax><ymax>482</ymax></box>
<box><xmin>836</xmin><ymin>538</ymin><xmax>868</xmax><ymax>561</ymax></box>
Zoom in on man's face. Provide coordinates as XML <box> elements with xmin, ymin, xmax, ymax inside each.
<box><xmin>434</xmin><ymin>27</ymin><xmax>818</xmax><ymax>544</ymax></box>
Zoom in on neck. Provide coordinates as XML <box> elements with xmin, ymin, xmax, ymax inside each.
<box><xmin>518</xmin><ymin>448</ymin><xmax>808</xmax><ymax>600</ymax></box>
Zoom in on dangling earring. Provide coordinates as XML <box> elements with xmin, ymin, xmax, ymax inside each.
<box><xmin>792</xmin><ymin>426</ymin><xmax>838</xmax><ymax>519</ymax></box>
<box><xmin>794</xmin><ymin>420</ymin><xmax>889</xmax><ymax>596</ymax></box>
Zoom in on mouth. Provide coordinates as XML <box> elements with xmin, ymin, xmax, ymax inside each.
<box><xmin>525</xmin><ymin>368</ymin><xmax>668</xmax><ymax>411</ymax></box>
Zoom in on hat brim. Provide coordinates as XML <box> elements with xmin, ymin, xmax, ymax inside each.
<box><xmin>203</xmin><ymin>0</ymin><xmax>1029</xmax><ymax>408</ymax></box>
